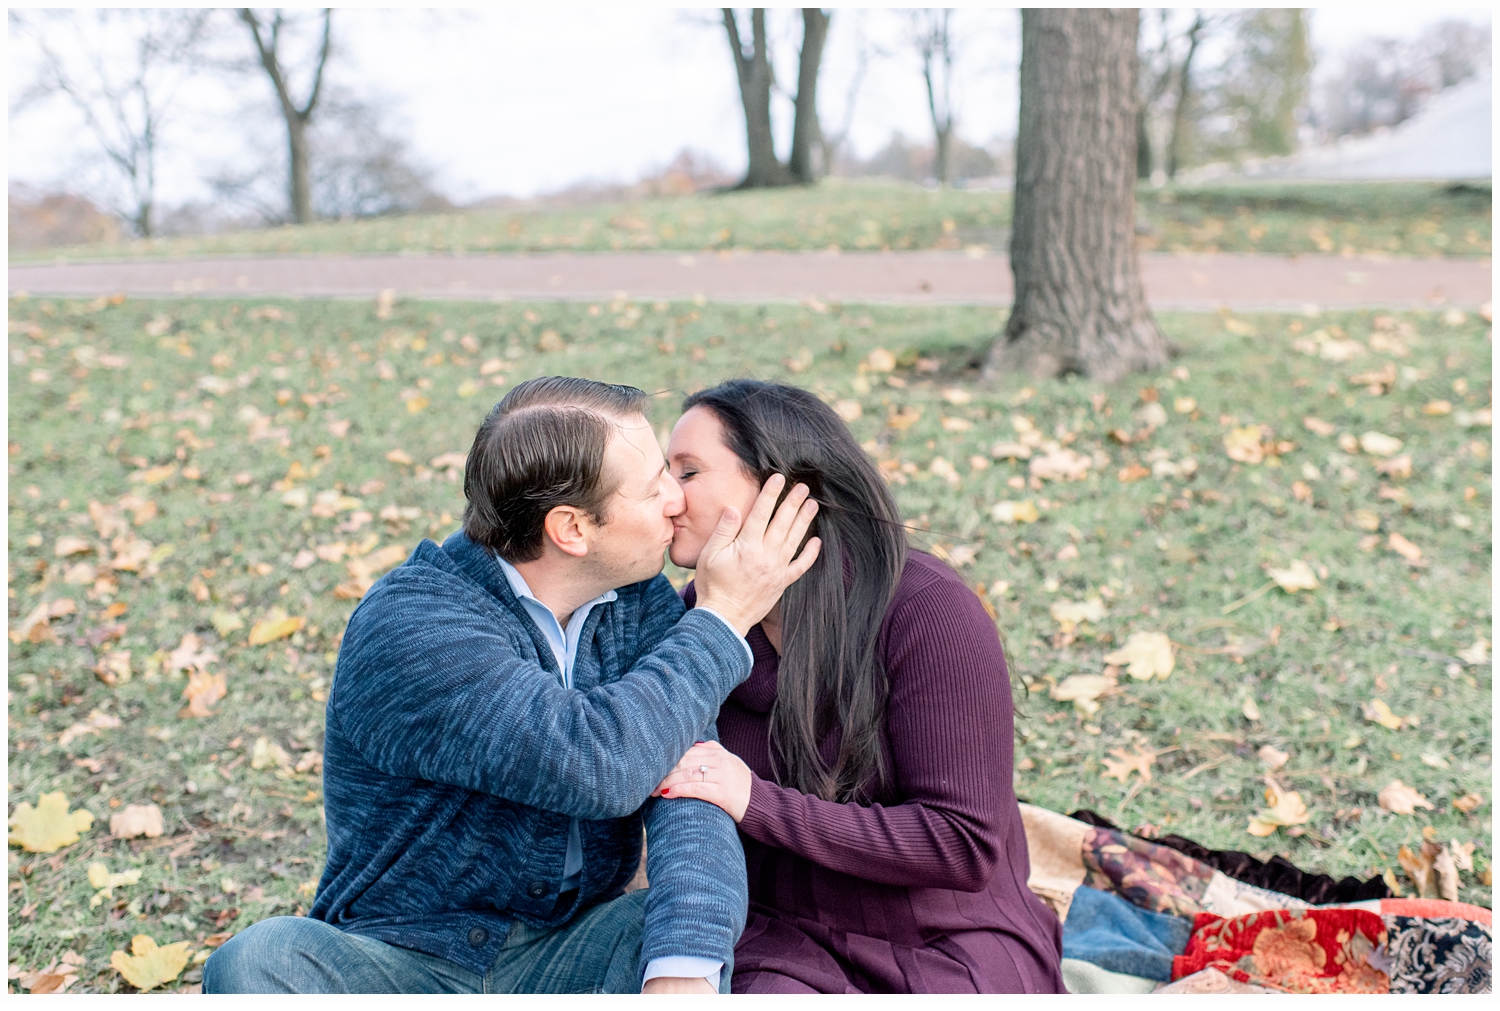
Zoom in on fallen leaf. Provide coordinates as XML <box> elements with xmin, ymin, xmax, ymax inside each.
<box><xmin>93</xmin><ymin>649</ymin><xmax>132</xmax><ymax>687</ymax></box>
<box><xmin>1378</xmin><ymin>779</ymin><xmax>1434</xmax><ymax>815</ymax></box>
<box><xmin>1291</xmin><ymin>480</ymin><xmax>1313</xmax><ymax>502</ymax></box>
<box><xmin>1247</xmin><ymin>779</ymin><xmax>1310</xmax><ymax>836</ymax></box>
<box><xmin>1359</xmin><ymin>431</ymin><xmax>1403</xmax><ymax>457</ymax></box>
<box><xmin>1434</xmin><ymin>845</ymin><xmax>1459</xmax><ymax>901</ymax></box>
<box><xmin>110</xmin><ymin>803</ymin><xmax>164</xmax><ymax>840</ymax></box>
<box><xmin>1101</xmin><ymin>745</ymin><xmax>1156</xmax><ymax>783</ymax></box>
<box><xmin>88</xmin><ymin>862</ymin><xmax>143</xmax><ymax>889</ymax></box>
<box><xmin>1174</xmin><ymin>396</ymin><xmax>1197</xmax><ymax>414</ymax></box>
<box><xmin>210</xmin><ymin>610</ymin><xmax>245</xmax><ymax>638</ymax></box>
<box><xmin>1398</xmin><ymin>843</ymin><xmax>1438</xmax><ymax>898</ymax></box>
<box><xmin>1258</xmin><ymin>744</ymin><xmax>1290</xmax><ymax>771</ymax></box>
<box><xmin>1049</xmin><ymin>598</ymin><xmax>1106</xmax><ymax>633</ymax></box>
<box><xmin>1242</xmin><ymin>696</ymin><xmax>1262</xmax><ymax>721</ymax></box>
<box><xmin>864</xmin><ymin>348</ymin><xmax>896</xmax><ymax>372</ymax></box>
<box><xmin>989</xmin><ymin>441</ymin><xmax>1033</xmax><ymax>461</ymax></box>
<box><xmin>1223</xmin><ymin>426</ymin><xmax>1266</xmax><ymax>464</ymax></box>
<box><xmin>18</xmin><ymin>962</ymin><xmax>78</xmax><ymax>994</ymax></box>
<box><xmin>1387</xmin><ymin>532</ymin><xmax>1423</xmax><ymax>562</ymax></box>
<box><xmin>167</xmin><ymin>633</ymin><xmax>218</xmax><ymax>673</ymax></box>
<box><xmin>58</xmin><ymin>709</ymin><xmax>121</xmax><ymax>746</ymax></box>
<box><xmin>1362</xmin><ymin>698</ymin><xmax>1410</xmax><ymax>730</ymax></box>
<box><xmin>385</xmin><ymin>449</ymin><xmax>413</xmax><ymax>465</ymax></box>
<box><xmin>110</xmin><ymin>934</ymin><xmax>191</xmax><ymax>992</ymax></box>
<box><xmin>1302</xmin><ymin>416</ymin><xmax>1337</xmax><ymax>437</ymax></box>
<box><xmin>1029</xmin><ymin>448</ymin><xmax>1090</xmax><ymax>482</ymax></box>
<box><xmin>180</xmin><ymin>670</ymin><xmax>227</xmax><ymax>718</ymax></box>
<box><xmin>1452</xmin><ymin>792</ymin><xmax>1485</xmax><ymax>814</ymax></box>
<box><xmin>248</xmin><ymin>609</ymin><xmax>306</xmax><ymax>646</ymax></box>
<box><xmin>1353</xmin><ymin>509</ymin><xmax>1381</xmax><ymax>531</ymax></box>
<box><xmin>1449</xmin><ymin>839</ymin><xmax>1476</xmax><ymax>871</ymax></box>
<box><xmin>250</xmin><ymin>737</ymin><xmax>292</xmax><ymax>772</ymax></box>
<box><xmin>1268</xmin><ymin>559</ymin><xmax>1319</xmax><ymax>592</ymax></box>
<box><xmin>1117</xmin><ymin>463</ymin><xmax>1150</xmax><ymax>483</ymax></box>
<box><xmin>1423</xmin><ymin>399</ymin><xmax>1453</xmax><ymax>415</ymax></box>
<box><xmin>833</xmin><ymin>400</ymin><xmax>862</xmax><ymax>422</ymax></box>
<box><xmin>54</xmin><ymin>535</ymin><xmax>93</xmax><ymax>557</ymax></box>
<box><xmin>886</xmin><ymin>405</ymin><xmax>921</xmax><ymax>430</ymax></box>
<box><xmin>1103</xmin><ymin>631</ymin><xmax>1174</xmax><ymax>681</ymax></box>
<box><xmin>1456</xmin><ymin>637</ymin><xmax>1489</xmax><ymax>665</ymax></box>
<box><xmin>295</xmin><ymin>750</ymin><xmax>323</xmax><ymax>773</ymax></box>
<box><xmin>7</xmin><ymin>791</ymin><xmax>95</xmax><ymax>852</ymax></box>
<box><xmin>1050</xmin><ymin>673</ymin><xmax>1117</xmax><ymax>715</ymax></box>
<box><xmin>291</xmin><ymin>549</ymin><xmax>318</xmax><ymax>570</ymax></box>
<box><xmin>1420</xmin><ymin>752</ymin><xmax>1450</xmax><ymax>769</ymax></box>
<box><xmin>1374</xmin><ymin>454</ymin><xmax>1412</xmax><ymax>479</ymax></box>
<box><xmin>990</xmin><ymin>499</ymin><xmax>1039</xmax><ymax>524</ymax></box>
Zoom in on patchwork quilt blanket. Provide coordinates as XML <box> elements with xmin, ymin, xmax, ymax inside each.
<box><xmin>1021</xmin><ymin>804</ymin><xmax>1492</xmax><ymax>994</ymax></box>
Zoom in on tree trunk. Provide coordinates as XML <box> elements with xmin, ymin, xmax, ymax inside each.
<box><xmin>287</xmin><ymin>114</ymin><xmax>313</xmax><ymax>225</ymax></box>
<box><xmin>1166</xmin><ymin>14</ymin><xmax>1204</xmax><ymax>181</ymax></box>
<box><xmin>1136</xmin><ymin>107</ymin><xmax>1152</xmax><ymax>179</ymax></box>
<box><xmin>934</xmin><ymin>126</ymin><xmax>952</xmax><ymax>185</ymax></box>
<box><xmin>788</xmin><ymin>8</ymin><xmax>830</xmax><ymax>183</ymax></box>
<box><xmin>984</xmin><ymin>8</ymin><xmax>1168</xmax><ymax>383</ymax></box>
<box><xmin>724</xmin><ymin>9</ymin><xmax>793</xmax><ymax>189</ymax></box>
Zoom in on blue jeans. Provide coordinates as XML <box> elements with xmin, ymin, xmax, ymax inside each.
<box><xmin>205</xmin><ymin>890</ymin><xmax>710</xmax><ymax>994</ymax></box>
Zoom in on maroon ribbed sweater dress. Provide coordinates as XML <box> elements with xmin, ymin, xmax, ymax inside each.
<box><xmin>685</xmin><ymin>551</ymin><xmax>1064</xmax><ymax>993</ymax></box>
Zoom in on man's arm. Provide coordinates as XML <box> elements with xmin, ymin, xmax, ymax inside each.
<box><xmin>332</xmin><ymin>572</ymin><xmax>750</xmax><ymax>821</ymax></box>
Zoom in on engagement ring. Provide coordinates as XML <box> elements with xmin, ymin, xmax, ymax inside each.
<box><xmin>699</xmin><ymin>764</ymin><xmax>710</xmax><ymax>781</ymax></box>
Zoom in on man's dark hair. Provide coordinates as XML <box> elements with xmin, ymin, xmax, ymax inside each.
<box><xmin>463</xmin><ymin>376</ymin><xmax>649</xmax><ymax>562</ymax></box>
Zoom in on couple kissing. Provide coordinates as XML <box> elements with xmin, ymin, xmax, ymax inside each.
<box><xmin>205</xmin><ymin>376</ymin><xmax>1064</xmax><ymax>994</ymax></box>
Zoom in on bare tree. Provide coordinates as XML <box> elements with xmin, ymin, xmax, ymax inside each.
<box><xmin>1166</xmin><ymin>12</ymin><xmax>1209</xmax><ymax>180</ymax></box>
<box><xmin>722</xmin><ymin>8</ymin><xmax>830</xmax><ymax>188</ymax></box>
<box><xmin>10</xmin><ymin>9</ymin><xmax>208</xmax><ymax>237</ymax></box>
<box><xmin>788</xmin><ymin>9</ymin><xmax>831</xmax><ymax>184</ymax></box>
<box><xmin>238</xmin><ymin>8</ymin><xmax>332</xmax><ymax>224</ymax></box>
<box><xmin>818</xmin><ymin>12</ymin><xmax>873</xmax><ymax>174</ymax></box>
<box><xmin>986</xmin><ymin>9</ymin><xmax>1168</xmax><ymax>383</ymax></box>
<box><xmin>908</xmin><ymin>9</ymin><xmax>958</xmax><ymax>186</ymax></box>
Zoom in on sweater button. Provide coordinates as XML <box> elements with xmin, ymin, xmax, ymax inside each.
<box><xmin>468</xmin><ymin>927</ymin><xmax>488</xmax><ymax>947</ymax></box>
<box><xmin>527</xmin><ymin>882</ymin><xmax>547</xmax><ymax>899</ymax></box>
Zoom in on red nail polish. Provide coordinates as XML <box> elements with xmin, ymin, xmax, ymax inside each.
<box><xmin>661</xmin><ymin>789</ymin><xmax>671</xmax><ymax>796</ymax></box>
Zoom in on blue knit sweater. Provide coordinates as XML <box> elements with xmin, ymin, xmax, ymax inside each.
<box><xmin>311</xmin><ymin>531</ymin><xmax>751</xmax><ymax>981</ymax></box>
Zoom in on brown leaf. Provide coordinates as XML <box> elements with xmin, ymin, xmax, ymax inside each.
<box><xmin>109</xmin><ymin>803</ymin><xmax>165</xmax><ymax>840</ymax></box>
<box><xmin>1452</xmin><ymin>791</ymin><xmax>1485</xmax><ymax>813</ymax></box>
<box><xmin>1387</xmin><ymin>532</ymin><xmax>1423</xmax><ymax>563</ymax></box>
<box><xmin>1378</xmin><ymin>779</ymin><xmax>1434</xmax><ymax>815</ymax></box>
<box><xmin>1101</xmin><ymin>745</ymin><xmax>1156</xmax><ymax>784</ymax></box>
<box><xmin>1398</xmin><ymin>844</ymin><xmax>1437</xmax><ymax>898</ymax></box>
<box><xmin>180</xmin><ymin>670</ymin><xmax>227</xmax><ymax>718</ymax></box>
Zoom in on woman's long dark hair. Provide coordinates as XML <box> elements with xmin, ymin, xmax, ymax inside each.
<box><xmin>683</xmin><ymin>380</ymin><xmax>908</xmax><ymax>803</ymax></box>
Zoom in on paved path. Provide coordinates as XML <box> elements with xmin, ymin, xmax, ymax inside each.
<box><xmin>8</xmin><ymin>250</ymin><xmax>1490</xmax><ymax>310</ymax></box>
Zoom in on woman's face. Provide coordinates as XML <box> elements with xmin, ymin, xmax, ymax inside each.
<box><xmin>667</xmin><ymin>406</ymin><xmax>762</xmax><ymax>569</ymax></box>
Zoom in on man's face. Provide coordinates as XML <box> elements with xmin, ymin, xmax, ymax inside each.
<box><xmin>584</xmin><ymin>413</ymin><xmax>685</xmax><ymax>588</ymax></box>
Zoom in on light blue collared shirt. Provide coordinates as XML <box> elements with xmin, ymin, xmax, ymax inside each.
<box><xmin>495</xmin><ymin>557</ymin><xmax>728</xmax><ymax>990</ymax></box>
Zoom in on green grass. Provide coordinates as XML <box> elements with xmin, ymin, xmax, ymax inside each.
<box><xmin>11</xmin><ymin>178</ymin><xmax>1491</xmax><ymax>263</ymax></box>
<box><xmin>8</xmin><ymin>292</ymin><xmax>1493</xmax><ymax>991</ymax></box>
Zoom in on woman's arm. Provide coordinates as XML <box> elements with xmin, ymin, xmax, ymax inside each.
<box><xmin>661</xmin><ymin>571</ymin><xmax>1016</xmax><ymax>892</ymax></box>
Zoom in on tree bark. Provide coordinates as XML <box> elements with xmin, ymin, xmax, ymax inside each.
<box><xmin>724</xmin><ymin>9</ymin><xmax>794</xmax><ymax>189</ymax></box>
<box><xmin>788</xmin><ymin>8</ymin><xmax>829</xmax><ymax>183</ymax></box>
<box><xmin>984</xmin><ymin>8</ymin><xmax>1168</xmax><ymax>383</ymax></box>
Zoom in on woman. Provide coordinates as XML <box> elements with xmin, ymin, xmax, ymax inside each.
<box><xmin>653</xmin><ymin>379</ymin><xmax>1064</xmax><ymax>994</ymax></box>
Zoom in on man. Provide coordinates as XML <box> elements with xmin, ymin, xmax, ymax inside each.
<box><xmin>206</xmin><ymin>377</ymin><xmax>821</xmax><ymax>993</ymax></box>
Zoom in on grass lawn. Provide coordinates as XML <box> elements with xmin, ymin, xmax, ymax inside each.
<box><xmin>7</xmin><ymin>291</ymin><xmax>1493</xmax><ymax>991</ymax></box>
<box><xmin>10</xmin><ymin>178</ymin><xmax>1491</xmax><ymax>263</ymax></box>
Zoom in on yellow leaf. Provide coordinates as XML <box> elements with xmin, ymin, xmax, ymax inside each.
<box><xmin>88</xmin><ymin>862</ymin><xmax>143</xmax><ymax>889</ymax></box>
<box><xmin>1050</xmin><ymin>673</ymin><xmax>1116</xmax><ymax>715</ymax></box>
<box><xmin>249</xmin><ymin>609</ymin><xmax>306</xmax><ymax>646</ymax></box>
<box><xmin>1257</xmin><ymin>744</ymin><xmax>1290</xmax><ymax>771</ymax></box>
<box><xmin>1223</xmin><ymin>426</ymin><xmax>1265</xmax><ymax>464</ymax></box>
<box><xmin>8</xmin><ymin>791</ymin><xmax>95</xmax><ymax>852</ymax></box>
<box><xmin>457</xmin><ymin>379</ymin><xmax>478</xmax><ymax>398</ymax></box>
<box><xmin>251</xmin><ymin>737</ymin><xmax>292</xmax><ymax>771</ymax></box>
<box><xmin>864</xmin><ymin>348</ymin><xmax>896</xmax><ymax>372</ymax></box>
<box><xmin>137</xmin><ymin>463</ymin><xmax>178</xmax><ymax>485</ymax></box>
<box><xmin>1362</xmin><ymin>698</ymin><xmax>1407</xmax><ymax>730</ymax></box>
<box><xmin>110</xmin><ymin>803</ymin><xmax>164</xmax><ymax>839</ymax></box>
<box><xmin>989</xmin><ymin>441</ymin><xmax>1033</xmax><ymax>461</ymax></box>
<box><xmin>1223</xmin><ymin>317</ymin><xmax>1256</xmax><ymax>336</ymax></box>
<box><xmin>110</xmin><ymin>934</ymin><xmax>191</xmax><ymax>992</ymax></box>
<box><xmin>1174</xmin><ymin>396</ymin><xmax>1197</xmax><ymax>414</ymax></box>
<box><xmin>1378</xmin><ymin>779</ymin><xmax>1434</xmax><ymax>815</ymax></box>
<box><xmin>1423</xmin><ymin>399</ymin><xmax>1453</xmax><ymax>415</ymax></box>
<box><xmin>1302</xmin><ymin>416</ymin><xmax>1337</xmax><ymax>437</ymax></box>
<box><xmin>1246</xmin><ymin>780</ymin><xmax>1309</xmax><ymax>836</ymax></box>
<box><xmin>385</xmin><ymin>449</ymin><xmax>413</xmax><ymax>465</ymax></box>
<box><xmin>1268</xmin><ymin>559</ymin><xmax>1319</xmax><ymax>592</ymax></box>
<box><xmin>1387</xmin><ymin>532</ymin><xmax>1423</xmax><ymax>562</ymax></box>
<box><xmin>1103</xmin><ymin>631</ymin><xmax>1175</xmax><ymax>681</ymax></box>
<box><xmin>1359</xmin><ymin>431</ymin><xmax>1403</xmax><ymax>457</ymax></box>
<box><xmin>1242</xmin><ymin>696</ymin><xmax>1262</xmax><ymax>721</ymax></box>
<box><xmin>1049</xmin><ymin>598</ymin><xmax>1106</xmax><ymax>633</ymax></box>
<box><xmin>1353</xmin><ymin>509</ymin><xmax>1381</xmax><ymax>531</ymax></box>
<box><xmin>1029</xmin><ymin>447</ymin><xmax>1090</xmax><ymax>481</ymax></box>
<box><xmin>405</xmin><ymin>396</ymin><xmax>430</xmax><ymax>414</ymax></box>
<box><xmin>990</xmin><ymin>499</ymin><xmax>1039</xmax><ymax>524</ymax></box>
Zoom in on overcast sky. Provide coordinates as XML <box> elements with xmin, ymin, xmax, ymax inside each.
<box><xmin>7</xmin><ymin>5</ymin><xmax>1494</xmax><ymax>210</ymax></box>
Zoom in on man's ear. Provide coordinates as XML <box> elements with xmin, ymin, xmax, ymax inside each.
<box><xmin>542</xmin><ymin>505</ymin><xmax>590</xmax><ymax>559</ymax></box>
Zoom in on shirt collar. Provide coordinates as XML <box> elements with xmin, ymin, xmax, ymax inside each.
<box><xmin>494</xmin><ymin>555</ymin><xmax>617</xmax><ymax>625</ymax></box>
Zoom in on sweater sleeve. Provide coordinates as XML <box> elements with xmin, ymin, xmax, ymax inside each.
<box><xmin>331</xmin><ymin>570</ymin><xmax>753</xmax><ymax>822</ymax></box>
<box><xmin>735</xmin><ymin>574</ymin><xmax>1013</xmax><ymax>892</ymax></box>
